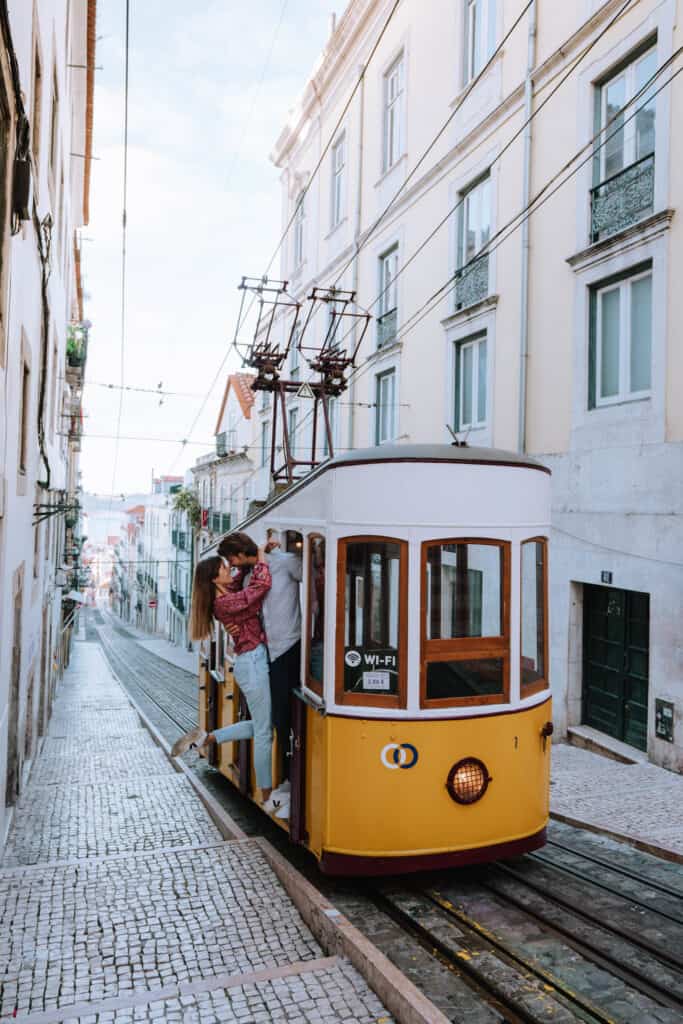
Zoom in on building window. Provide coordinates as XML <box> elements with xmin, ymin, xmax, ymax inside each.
<box><xmin>377</xmin><ymin>246</ymin><xmax>398</xmax><ymax>348</ymax></box>
<box><xmin>589</xmin><ymin>265</ymin><xmax>652</xmax><ymax>408</ymax></box>
<box><xmin>464</xmin><ymin>0</ymin><xmax>496</xmax><ymax>83</ymax></box>
<box><xmin>422</xmin><ymin>539</ymin><xmax>510</xmax><ymax>706</ymax></box>
<box><xmin>49</xmin><ymin>66</ymin><xmax>59</xmax><ymax>184</ymax></box>
<box><xmin>520</xmin><ymin>538</ymin><xmax>548</xmax><ymax>696</ymax></box>
<box><xmin>455</xmin><ymin>174</ymin><xmax>490</xmax><ymax>309</ymax></box>
<box><xmin>288</xmin><ymin>406</ymin><xmax>298</xmax><ymax>457</ymax></box>
<box><xmin>454</xmin><ymin>332</ymin><xmax>487</xmax><ymax>431</ymax></box>
<box><xmin>290</xmin><ymin>325</ymin><xmax>300</xmax><ymax>380</ymax></box>
<box><xmin>31</xmin><ymin>44</ymin><xmax>42</xmax><ymax>171</ymax></box>
<box><xmin>19</xmin><ymin>360</ymin><xmax>30</xmax><ymax>474</ymax></box>
<box><xmin>330</xmin><ymin>133</ymin><xmax>345</xmax><ymax>229</ymax></box>
<box><xmin>261</xmin><ymin>420</ymin><xmax>270</xmax><ymax>467</ymax></box>
<box><xmin>383</xmin><ymin>55</ymin><xmax>404</xmax><ymax>172</ymax></box>
<box><xmin>293</xmin><ymin>192</ymin><xmax>305</xmax><ymax>268</ymax></box>
<box><xmin>375</xmin><ymin>369</ymin><xmax>396</xmax><ymax>445</ymax></box>
<box><xmin>336</xmin><ymin>536</ymin><xmax>408</xmax><ymax>708</ymax></box>
<box><xmin>323</xmin><ymin>396</ymin><xmax>337</xmax><ymax>456</ymax></box>
<box><xmin>592</xmin><ymin>44</ymin><xmax>656</xmax><ymax>240</ymax></box>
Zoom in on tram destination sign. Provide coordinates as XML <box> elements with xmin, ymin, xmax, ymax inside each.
<box><xmin>344</xmin><ymin>647</ymin><xmax>398</xmax><ymax>694</ymax></box>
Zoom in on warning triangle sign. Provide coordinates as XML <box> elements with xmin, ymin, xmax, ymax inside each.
<box><xmin>296</xmin><ymin>381</ymin><xmax>315</xmax><ymax>400</ymax></box>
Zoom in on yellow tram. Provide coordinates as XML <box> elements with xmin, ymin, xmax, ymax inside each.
<box><xmin>199</xmin><ymin>443</ymin><xmax>552</xmax><ymax>875</ymax></box>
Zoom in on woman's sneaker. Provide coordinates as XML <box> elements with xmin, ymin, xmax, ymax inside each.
<box><xmin>171</xmin><ymin>727</ymin><xmax>208</xmax><ymax>758</ymax></box>
<box><xmin>275</xmin><ymin>798</ymin><xmax>291</xmax><ymax>820</ymax></box>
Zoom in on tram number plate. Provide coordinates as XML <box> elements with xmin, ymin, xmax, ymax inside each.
<box><xmin>363</xmin><ymin>671</ymin><xmax>391</xmax><ymax>691</ymax></box>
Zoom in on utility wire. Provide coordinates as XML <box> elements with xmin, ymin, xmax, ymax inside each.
<box><xmin>217</xmin><ymin>46</ymin><xmax>680</xmax><ymax>515</ymax></box>
<box><xmin>107</xmin><ymin>0</ymin><xmax>131</xmax><ymax>524</ymax></box>
<box><xmin>167</xmin><ymin>0</ymin><xmax>405</xmax><ymax>475</ymax></box>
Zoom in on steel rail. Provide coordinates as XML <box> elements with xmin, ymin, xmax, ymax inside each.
<box><xmin>546</xmin><ymin>837</ymin><xmax>683</xmax><ymax>900</ymax></box>
<box><xmin>528</xmin><ymin>849</ymin><xmax>683</xmax><ymax>925</ymax></box>
<box><xmin>373</xmin><ymin>886</ymin><xmax>614</xmax><ymax>1024</ymax></box>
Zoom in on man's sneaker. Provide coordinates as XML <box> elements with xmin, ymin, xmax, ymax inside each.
<box><xmin>271</xmin><ymin>780</ymin><xmax>291</xmax><ymax>799</ymax></box>
<box><xmin>171</xmin><ymin>727</ymin><xmax>208</xmax><ymax>758</ymax></box>
<box><xmin>262</xmin><ymin>794</ymin><xmax>282</xmax><ymax>815</ymax></box>
<box><xmin>275</xmin><ymin>798</ymin><xmax>291</xmax><ymax>820</ymax></box>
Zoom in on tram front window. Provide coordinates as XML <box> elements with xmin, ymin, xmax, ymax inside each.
<box><xmin>423</xmin><ymin>539</ymin><xmax>510</xmax><ymax>705</ymax></box>
<box><xmin>341</xmin><ymin>539</ymin><xmax>404</xmax><ymax>699</ymax></box>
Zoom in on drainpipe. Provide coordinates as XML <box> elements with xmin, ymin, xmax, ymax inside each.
<box><xmin>347</xmin><ymin>67</ymin><xmax>365</xmax><ymax>453</ymax></box>
<box><xmin>518</xmin><ymin>0</ymin><xmax>536</xmax><ymax>453</ymax></box>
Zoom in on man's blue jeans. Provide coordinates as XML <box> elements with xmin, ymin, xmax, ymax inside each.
<box><xmin>212</xmin><ymin>643</ymin><xmax>272</xmax><ymax>790</ymax></box>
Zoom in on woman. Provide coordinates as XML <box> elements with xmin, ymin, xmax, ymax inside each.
<box><xmin>171</xmin><ymin>545</ymin><xmax>274</xmax><ymax>805</ymax></box>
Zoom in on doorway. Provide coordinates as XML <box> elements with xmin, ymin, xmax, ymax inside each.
<box><xmin>582</xmin><ymin>585</ymin><xmax>649</xmax><ymax>751</ymax></box>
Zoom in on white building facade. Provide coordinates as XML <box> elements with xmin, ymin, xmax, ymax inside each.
<box><xmin>266</xmin><ymin>0</ymin><xmax>682</xmax><ymax>770</ymax></box>
<box><xmin>0</xmin><ymin>0</ymin><xmax>96</xmax><ymax>846</ymax></box>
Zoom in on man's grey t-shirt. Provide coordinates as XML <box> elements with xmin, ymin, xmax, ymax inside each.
<box><xmin>263</xmin><ymin>550</ymin><xmax>302</xmax><ymax>663</ymax></box>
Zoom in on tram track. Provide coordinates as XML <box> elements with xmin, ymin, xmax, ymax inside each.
<box><xmin>88</xmin><ymin>610</ymin><xmax>683</xmax><ymax>1024</ymax></box>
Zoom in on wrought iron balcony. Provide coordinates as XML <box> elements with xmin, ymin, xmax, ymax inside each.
<box><xmin>377</xmin><ymin>307</ymin><xmax>397</xmax><ymax>348</ymax></box>
<box><xmin>454</xmin><ymin>254</ymin><xmax>489</xmax><ymax>311</ymax></box>
<box><xmin>590</xmin><ymin>153</ymin><xmax>654</xmax><ymax>243</ymax></box>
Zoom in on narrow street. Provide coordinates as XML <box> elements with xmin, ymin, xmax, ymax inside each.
<box><xmin>85</xmin><ymin>608</ymin><xmax>683</xmax><ymax>1024</ymax></box>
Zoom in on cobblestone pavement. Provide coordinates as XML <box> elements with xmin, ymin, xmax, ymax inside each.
<box><xmin>0</xmin><ymin>644</ymin><xmax>395</xmax><ymax>1024</ymax></box>
<box><xmin>551</xmin><ymin>743</ymin><xmax>683</xmax><ymax>860</ymax></box>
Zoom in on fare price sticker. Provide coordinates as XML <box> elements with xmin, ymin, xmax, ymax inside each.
<box><xmin>344</xmin><ymin>648</ymin><xmax>398</xmax><ymax>694</ymax></box>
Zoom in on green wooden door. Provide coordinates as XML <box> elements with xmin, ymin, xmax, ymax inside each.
<box><xmin>583</xmin><ymin>586</ymin><xmax>649</xmax><ymax>751</ymax></box>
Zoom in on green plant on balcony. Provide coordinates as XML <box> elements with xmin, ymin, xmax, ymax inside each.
<box><xmin>66</xmin><ymin>323</ymin><xmax>88</xmax><ymax>368</ymax></box>
<box><xmin>171</xmin><ymin>487</ymin><xmax>201</xmax><ymax>528</ymax></box>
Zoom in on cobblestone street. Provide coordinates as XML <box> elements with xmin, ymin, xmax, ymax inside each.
<box><xmin>0</xmin><ymin>643</ymin><xmax>395</xmax><ymax>1024</ymax></box>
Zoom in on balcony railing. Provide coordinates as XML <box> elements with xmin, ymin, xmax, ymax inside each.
<box><xmin>590</xmin><ymin>153</ymin><xmax>654</xmax><ymax>243</ymax></box>
<box><xmin>377</xmin><ymin>307</ymin><xmax>397</xmax><ymax>348</ymax></box>
<box><xmin>454</xmin><ymin>254</ymin><xmax>489</xmax><ymax>311</ymax></box>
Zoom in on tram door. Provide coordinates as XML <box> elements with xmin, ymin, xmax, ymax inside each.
<box><xmin>582</xmin><ymin>585</ymin><xmax>649</xmax><ymax>751</ymax></box>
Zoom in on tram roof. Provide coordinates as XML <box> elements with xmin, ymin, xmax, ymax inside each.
<box><xmin>326</xmin><ymin>443</ymin><xmax>550</xmax><ymax>473</ymax></box>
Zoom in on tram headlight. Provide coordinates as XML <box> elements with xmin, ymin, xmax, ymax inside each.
<box><xmin>446</xmin><ymin>757</ymin><xmax>491</xmax><ymax>805</ymax></box>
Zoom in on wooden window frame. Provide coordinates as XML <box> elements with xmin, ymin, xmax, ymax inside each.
<box><xmin>520</xmin><ymin>536</ymin><xmax>549</xmax><ymax>698</ymax></box>
<box><xmin>335</xmin><ymin>535</ymin><xmax>408</xmax><ymax>709</ymax></box>
<box><xmin>305</xmin><ymin>532</ymin><xmax>325</xmax><ymax>698</ymax></box>
<box><xmin>420</xmin><ymin>537</ymin><xmax>510</xmax><ymax>708</ymax></box>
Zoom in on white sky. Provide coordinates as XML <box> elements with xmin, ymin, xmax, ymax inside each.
<box><xmin>80</xmin><ymin>0</ymin><xmax>333</xmax><ymax>498</ymax></box>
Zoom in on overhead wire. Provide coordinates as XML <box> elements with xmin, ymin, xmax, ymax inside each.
<box><xmin>217</xmin><ymin>42</ymin><xmax>680</xmax><ymax>515</ymax></box>
<box><xmin>166</xmin><ymin>0</ymin><xmax>406</xmax><ymax>473</ymax></box>
<box><xmin>106</xmin><ymin>0</ymin><xmax>131</xmax><ymax>525</ymax></box>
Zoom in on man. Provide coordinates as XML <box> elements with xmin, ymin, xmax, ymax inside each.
<box><xmin>219</xmin><ymin>530</ymin><xmax>302</xmax><ymax>819</ymax></box>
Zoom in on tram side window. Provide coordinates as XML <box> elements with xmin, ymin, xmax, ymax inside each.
<box><xmin>307</xmin><ymin>534</ymin><xmax>325</xmax><ymax>696</ymax></box>
<box><xmin>338</xmin><ymin>537</ymin><xmax>407</xmax><ymax>705</ymax></box>
<box><xmin>521</xmin><ymin>538</ymin><xmax>548</xmax><ymax>695</ymax></box>
<box><xmin>422</xmin><ymin>540</ymin><xmax>509</xmax><ymax>705</ymax></box>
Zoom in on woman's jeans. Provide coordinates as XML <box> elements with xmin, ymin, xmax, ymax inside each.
<box><xmin>212</xmin><ymin>644</ymin><xmax>272</xmax><ymax>790</ymax></box>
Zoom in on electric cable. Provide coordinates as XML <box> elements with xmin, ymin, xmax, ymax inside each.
<box><xmin>216</xmin><ymin>47</ymin><xmax>680</xmax><ymax>514</ymax></box>
<box><xmin>167</xmin><ymin>0</ymin><xmax>405</xmax><ymax>474</ymax></box>
<box><xmin>107</xmin><ymin>0</ymin><xmax>131</xmax><ymax>525</ymax></box>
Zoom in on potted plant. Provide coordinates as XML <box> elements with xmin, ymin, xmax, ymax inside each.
<box><xmin>66</xmin><ymin>323</ymin><xmax>88</xmax><ymax>367</ymax></box>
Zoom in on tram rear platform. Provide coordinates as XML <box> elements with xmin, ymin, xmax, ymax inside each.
<box><xmin>0</xmin><ymin>643</ymin><xmax>440</xmax><ymax>1024</ymax></box>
